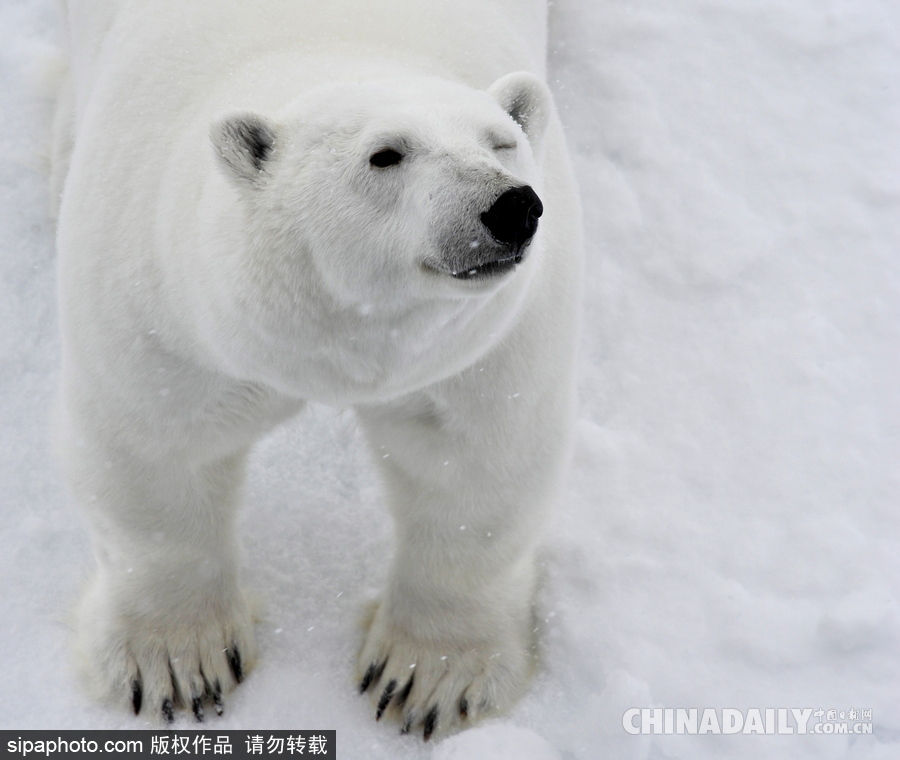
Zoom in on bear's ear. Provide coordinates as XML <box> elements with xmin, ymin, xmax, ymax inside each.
<box><xmin>210</xmin><ymin>113</ymin><xmax>276</xmax><ymax>185</ymax></box>
<box><xmin>488</xmin><ymin>71</ymin><xmax>551</xmax><ymax>149</ymax></box>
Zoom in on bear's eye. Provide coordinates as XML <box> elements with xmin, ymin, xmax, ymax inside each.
<box><xmin>493</xmin><ymin>142</ymin><xmax>517</xmax><ymax>151</ymax></box>
<box><xmin>369</xmin><ymin>148</ymin><xmax>404</xmax><ymax>168</ymax></box>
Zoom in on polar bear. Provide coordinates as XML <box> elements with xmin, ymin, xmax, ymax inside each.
<box><xmin>54</xmin><ymin>0</ymin><xmax>582</xmax><ymax>739</ymax></box>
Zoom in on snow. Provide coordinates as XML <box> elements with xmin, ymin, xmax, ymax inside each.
<box><xmin>1</xmin><ymin>1</ymin><xmax>898</xmax><ymax>758</ymax></box>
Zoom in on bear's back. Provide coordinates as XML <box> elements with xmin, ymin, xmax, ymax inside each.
<box><xmin>66</xmin><ymin>0</ymin><xmax>547</xmax><ymax>118</ymax></box>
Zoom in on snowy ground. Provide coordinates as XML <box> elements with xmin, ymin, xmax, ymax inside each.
<box><xmin>1</xmin><ymin>1</ymin><xmax>898</xmax><ymax>758</ymax></box>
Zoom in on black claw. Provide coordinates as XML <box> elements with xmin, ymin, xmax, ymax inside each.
<box><xmin>359</xmin><ymin>663</ymin><xmax>377</xmax><ymax>694</ymax></box>
<box><xmin>213</xmin><ymin>680</ymin><xmax>224</xmax><ymax>716</ymax></box>
<box><xmin>192</xmin><ymin>696</ymin><xmax>204</xmax><ymax>722</ymax></box>
<box><xmin>359</xmin><ymin>659</ymin><xmax>387</xmax><ymax>694</ymax></box>
<box><xmin>376</xmin><ymin>679</ymin><xmax>397</xmax><ymax>721</ymax></box>
<box><xmin>227</xmin><ymin>645</ymin><xmax>243</xmax><ymax>684</ymax></box>
<box><xmin>459</xmin><ymin>696</ymin><xmax>469</xmax><ymax>719</ymax></box>
<box><xmin>396</xmin><ymin>675</ymin><xmax>414</xmax><ymax>707</ymax></box>
<box><xmin>131</xmin><ymin>680</ymin><xmax>143</xmax><ymax>715</ymax></box>
<box><xmin>161</xmin><ymin>697</ymin><xmax>174</xmax><ymax>724</ymax></box>
<box><xmin>423</xmin><ymin>705</ymin><xmax>439</xmax><ymax>741</ymax></box>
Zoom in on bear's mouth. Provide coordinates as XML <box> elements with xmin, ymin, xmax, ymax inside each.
<box><xmin>450</xmin><ymin>254</ymin><xmax>522</xmax><ymax>280</ymax></box>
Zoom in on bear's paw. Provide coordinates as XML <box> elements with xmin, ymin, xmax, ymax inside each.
<box><xmin>358</xmin><ymin>603</ymin><xmax>534</xmax><ymax>740</ymax></box>
<box><xmin>75</xmin><ymin>574</ymin><xmax>257</xmax><ymax>723</ymax></box>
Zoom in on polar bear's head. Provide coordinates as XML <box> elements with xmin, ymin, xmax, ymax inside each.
<box><xmin>210</xmin><ymin>72</ymin><xmax>551</xmax><ymax>308</ymax></box>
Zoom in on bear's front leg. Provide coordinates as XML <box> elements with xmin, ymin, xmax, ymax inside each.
<box><xmin>356</xmin><ymin>358</ymin><xmax>574</xmax><ymax>740</ymax></box>
<box><xmin>69</xmin><ymin>443</ymin><xmax>257</xmax><ymax>723</ymax></box>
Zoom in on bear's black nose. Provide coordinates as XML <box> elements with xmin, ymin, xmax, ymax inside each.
<box><xmin>480</xmin><ymin>185</ymin><xmax>543</xmax><ymax>251</ymax></box>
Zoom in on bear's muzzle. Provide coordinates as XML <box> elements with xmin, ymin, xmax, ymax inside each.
<box><xmin>451</xmin><ymin>185</ymin><xmax>542</xmax><ymax>280</ymax></box>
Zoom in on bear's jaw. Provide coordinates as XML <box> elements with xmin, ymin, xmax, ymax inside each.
<box><xmin>420</xmin><ymin>244</ymin><xmax>529</xmax><ymax>283</ymax></box>
<box><xmin>421</xmin><ymin>230</ymin><xmax>536</xmax><ymax>283</ymax></box>
<box><xmin>450</xmin><ymin>252</ymin><xmax>524</xmax><ymax>280</ymax></box>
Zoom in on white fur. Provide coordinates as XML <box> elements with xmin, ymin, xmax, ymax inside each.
<box><xmin>56</xmin><ymin>0</ymin><xmax>582</xmax><ymax>736</ymax></box>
